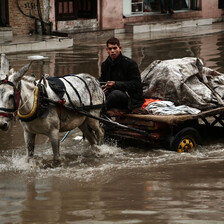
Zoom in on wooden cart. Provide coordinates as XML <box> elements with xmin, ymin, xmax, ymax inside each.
<box><xmin>103</xmin><ymin>107</ymin><xmax>224</xmax><ymax>152</ymax></box>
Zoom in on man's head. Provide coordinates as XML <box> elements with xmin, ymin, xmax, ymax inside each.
<box><xmin>106</xmin><ymin>37</ymin><xmax>122</xmax><ymax>61</ymax></box>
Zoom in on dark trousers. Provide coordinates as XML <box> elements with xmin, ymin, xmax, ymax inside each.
<box><xmin>161</xmin><ymin>0</ymin><xmax>174</xmax><ymax>10</ymax></box>
<box><xmin>106</xmin><ymin>90</ymin><xmax>129</xmax><ymax>110</ymax></box>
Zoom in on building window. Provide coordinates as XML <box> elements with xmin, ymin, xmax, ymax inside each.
<box><xmin>132</xmin><ymin>0</ymin><xmax>143</xmax><ymax>14</ymax></box>
<box><xmin>78</xmin><ymin>0</ymin><xmax>97</xmax><ymax>18</ymax></box>
<box><xmin>55</xmin><ymin>0</ymin><xmax>97</xmax><ymax>21</ymax></box>
<box><xmin>56</xmin><ymin>0</ymin><xmax>76</xmax><ymax>21</ymax></box>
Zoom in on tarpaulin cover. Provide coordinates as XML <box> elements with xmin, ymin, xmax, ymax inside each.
<box><xmin>141</xmin><ymin>57</ymin><xmax>224</xmax><ymax>110</ymax></box>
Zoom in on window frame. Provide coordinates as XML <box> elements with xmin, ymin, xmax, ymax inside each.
<box><xmin>55</xmin><ymin>0</ymin><xmax>97</xmax><ymax>21</ymax></box>
<box><xmin>55</xmin><ymin>0</ymin><xmax>77</xmax><ymax>21</ymax></box>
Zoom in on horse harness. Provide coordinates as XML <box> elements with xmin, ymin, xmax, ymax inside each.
<box><xmin>0</xmin><ymin>76</ymin><xmax>21</xmax><ymax>119</ymax></box>
<box><xmin>0</xmin><ymin>75</ymin><xmax>104</xmax><ymax>122</ymax></box>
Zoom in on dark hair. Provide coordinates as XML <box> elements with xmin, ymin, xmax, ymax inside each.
<box><xmin>106</xmin><ymin>37</ymin><xmax>120</xmax><ymax>47</ymax></box>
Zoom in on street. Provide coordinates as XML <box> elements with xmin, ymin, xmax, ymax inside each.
<box><xmin>0</xmin><ymin>31</ymin><xmax>224</xmax><ymax>223</ymax></box>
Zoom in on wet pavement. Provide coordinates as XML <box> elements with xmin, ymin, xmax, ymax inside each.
<box><xmin>0</xmin><ymin>30</ymin><xmax>224</xmax><ymax>223</ymax></box>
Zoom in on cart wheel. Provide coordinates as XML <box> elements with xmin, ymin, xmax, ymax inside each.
<box><xmin>170</xmin><ymin>127</ymin><xmax>202</xmax><ymax>153</ymax></box>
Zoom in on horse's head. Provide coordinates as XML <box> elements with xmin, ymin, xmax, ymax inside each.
<box><xmin>0</xmin><ymin>54</ymin><xmax>32</xmax><ymax>131</ymax></box>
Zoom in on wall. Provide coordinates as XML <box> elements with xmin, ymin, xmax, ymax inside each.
<box><xmin>101</xmin><ymin>0</ymin><xmax>124</xmax><ymax>29</ymax></box>
<box><xmin>49</xmin><ymin>0</ymin><xmax>56</xmax><ymax>30</ymax></box>
<box><xmin>201</xmin><ymin>0</ymin><xmax>223</xmax><ymax>19</ymax></box>
<box><xmin>8</xmin><ymin>0</ymin><xmax>44</xmax><ymax>35</ymax></box>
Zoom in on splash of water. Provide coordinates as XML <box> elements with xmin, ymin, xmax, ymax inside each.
<box><xmin>0</xmin><ymin>137</ymin><xmax>224</xmax><ymax>182</ymax></box>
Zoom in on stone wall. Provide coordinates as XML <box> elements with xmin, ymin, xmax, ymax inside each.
<box><xmin>53</xmin><ymin>19</ymin><xmax>98</xmax><ymax>32</ymax></box>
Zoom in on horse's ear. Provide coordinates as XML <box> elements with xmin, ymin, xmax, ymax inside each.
<box><xmin>9</xmin><ymin>62</ymin><xmax>33</xmax><ymax>84</ymax></box>
<box><xmin>0</xmin><ymin>54</ymin><xmax>9</xmax><ymax>79</ymax></box>
<box><xmin>9</xmin><ymin>68</ymin><xmax>14</xmax><ymax>74</ymax></box>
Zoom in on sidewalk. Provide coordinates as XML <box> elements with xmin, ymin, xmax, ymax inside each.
<box><xmin>0</xmin><ymin>34</ymin><xmax>73</xmax><ymax>54</ymax></box>
<box><xmin>115</xmin><ymin>22</ymin><xmax>224</xmax><ymax>44</ymax></box>
<box><xmin>0</xmin><ymin>22</ymin><xmax>224</xmax><ymax>54</ymax></box>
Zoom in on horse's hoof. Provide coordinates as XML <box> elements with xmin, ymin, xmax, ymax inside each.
<box><xmin>41</xmin><ymin>159</ymin><xmax>61</xmax><ymax>169</ymax></box>
<box><xmin>26</xmin><ymin>157</ymin><xmax>33</xmax><ymax>163</ymax></box>
<box><xmin>53</xmin><ymin>159</ymin><xmax>61</xmax><ymax>167</ymax></box>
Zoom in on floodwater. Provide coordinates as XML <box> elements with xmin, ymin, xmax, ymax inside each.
<box><xmin>1</xmin><ymin>32</ymin><xmax>224</xmax><ymax>223</ymax></box>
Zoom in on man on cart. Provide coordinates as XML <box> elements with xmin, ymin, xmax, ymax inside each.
<box><xmin>99</xmin><ymin>37</ymin><xmax>144</xmax><ymax>115</ymax></box>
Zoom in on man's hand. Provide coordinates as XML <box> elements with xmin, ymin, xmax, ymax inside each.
<box><xmin>102</xmin><ymin>81</ymin><xmax>115</xmax><ymax>93</ymax></box>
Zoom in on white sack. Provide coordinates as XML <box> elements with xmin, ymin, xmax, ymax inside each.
<box><xmin>141</xmin><ymin>57</ymin><xmax>224</xmax><ymax>110</ymax></box>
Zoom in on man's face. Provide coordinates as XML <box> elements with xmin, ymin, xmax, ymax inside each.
<box><xmin>106</xmin><ymin>44</ymin><xmax>122</xmax><ymax>61</ymax></box>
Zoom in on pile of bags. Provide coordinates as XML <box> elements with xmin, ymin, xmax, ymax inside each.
<box><xmin>141</xmin><ymin>57</ymin><xmax>224</xmax><ymax>111</ymax></box>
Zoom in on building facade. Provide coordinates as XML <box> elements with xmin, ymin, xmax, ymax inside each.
<box><xmin>0</xmin><ymin>0</ymin><xmax>224</xmax><ymax>35</ymax></box>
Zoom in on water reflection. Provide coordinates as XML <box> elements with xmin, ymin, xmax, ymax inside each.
<box><xmin>1</xmin><ymin>153</ymin><xmax>224</xmax><ymax>223</ymax></box>
<box><xmin>4</xmin><ymin>32</ymin><xmax>224</xmax><ymax>81</ymax></box>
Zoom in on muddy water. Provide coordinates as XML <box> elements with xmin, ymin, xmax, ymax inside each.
<box><xmin>0</xmin><ymin>32</ymin><xmax>224</xmax><ymax>223</ymax></box>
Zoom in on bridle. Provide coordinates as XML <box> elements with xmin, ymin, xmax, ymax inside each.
<box><xmin>0</xmin><ymin>76</ymin><xmax>21</xmax><ymax>119</ymax></box>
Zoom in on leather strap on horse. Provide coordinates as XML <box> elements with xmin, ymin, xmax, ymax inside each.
<box><xmin>17</xmin><ymin>87</ymin><xmax>39</xmax><ymax>120</ymax></box>
<box><xmin>0</xmin><ymin>112</ymin><xmax>14</xmax><ymax>118</ymax></box>
<box><xmin>18</xmin><ymin>81</ymin><xmax>50</xmax><ymax>122</ymax></box>
<box><xmin>42</xmin><ymin>97</ymin><xmax>103</xmax><ymax>111</ymax></box>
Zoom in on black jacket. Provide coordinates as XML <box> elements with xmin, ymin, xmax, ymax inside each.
<box><xmin>99</xmin><ymin>53</ymin><xmax>144</xmax><ymax>110</ymax></box>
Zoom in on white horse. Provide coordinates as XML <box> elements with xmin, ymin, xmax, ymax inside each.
<box><xmin>0</xmin><ymin>54</ymin><xmax>105</xmax><ymax>163</ymax></box>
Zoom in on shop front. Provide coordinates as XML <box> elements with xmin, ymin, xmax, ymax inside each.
<box><xmin>123</xmin><ymin>0</ymin><xmax>200</xmax><ymax>16</ymax></box>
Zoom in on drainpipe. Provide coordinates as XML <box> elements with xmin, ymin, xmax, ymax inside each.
<box><xmin>36</xmin><ymin>0</ymin><xmax>44</xmax><ymax>34</ymax></box>
<box><xmin>15</xmin><ymin>0</ymin><xmax>52</xmax><ymax>34</ymax></box>
<box><xmin>196</xmin><ymin>0</ymin><xmax>202</xmax><ymax>10</ymax></box>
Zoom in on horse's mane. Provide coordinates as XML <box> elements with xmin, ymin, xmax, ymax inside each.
<box><xmin>22</xmin><ymin>75</ymin><xmax>36</xmax><ymax>83</ymax></box>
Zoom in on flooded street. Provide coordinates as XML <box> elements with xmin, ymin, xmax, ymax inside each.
<box><xmin>1</xmin><ymin>32</ymin><xmax>224</xmax><ymax>223</ymax></box>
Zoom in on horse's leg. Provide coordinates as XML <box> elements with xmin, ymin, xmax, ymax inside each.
<box><xmin>49</xmin><ymin>129</ymin><xmax>60</xmax><ymax>162</ymax></box>
<box><xmin>79</xmin><ymin>121</ymin><xmax>97</xmax><ymax>145</ymax></box>
<box><xmin>24</xmin><ymin>131</ymin><xmax>36</xmax><ymax>162</ymax></box>
<box><xmin>86</xmin><ymin>118</ymin><xmax>104</xmax><ymax>145</ymax></box>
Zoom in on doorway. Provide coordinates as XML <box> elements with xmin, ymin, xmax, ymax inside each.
<box><xmin>0</xmin><ymin>0</ymin><xmax>9</xmax><ymax>27</ymax></box>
